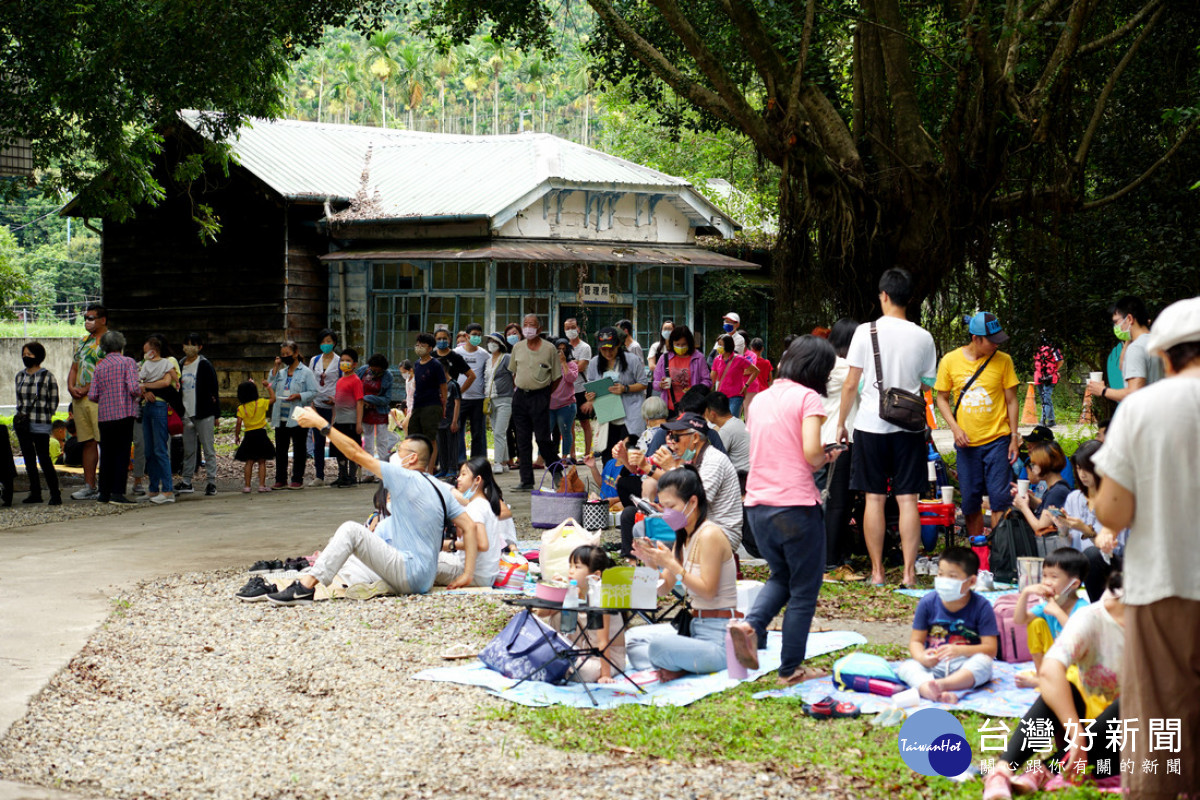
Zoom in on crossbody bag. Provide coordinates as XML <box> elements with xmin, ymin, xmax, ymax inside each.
<box><xmin>870</xmin><ymin>322</ymin><xmax>927</xmax><ymax>432</ymax></box>
<box><xmin>421</xmin><ymin>473</ymin><xmax>456</xmax><ymax>546</ymax></box>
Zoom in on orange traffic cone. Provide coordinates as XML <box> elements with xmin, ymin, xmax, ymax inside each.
<box><xmin>924</xmin><ymin>389</ymin><xmax>937</xmax><ymax>429</ymax></box>
<box><xmin>1021</xmin><ymin>384</ymin><xmax>1038</xmax><ymax>425</ymax></box>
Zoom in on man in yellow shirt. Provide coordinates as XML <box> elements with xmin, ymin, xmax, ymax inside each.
<box><xmin>934</xmin><ymin>312</ymin><xmax>1020</xmax><ymax>539</ymax></box>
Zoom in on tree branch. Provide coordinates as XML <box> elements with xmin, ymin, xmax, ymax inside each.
<box><xmin>585</xmin><ymin>0</ymin><xmax>772</xmax><ymax>152</ymax></box>
<box><xmin>816</xmin><ymin>3</ymin><xmax>955</xmax><ymax>73</ymax></box>
<box><xmin>715</xmin><ymin>0</ymin><xmax>789</xmax><ymax>97</ymax></box>
<box><xmin>1029</xmin><ymin>0</ymin><xmax>1098</xmax><ymax>111</ymax></box>
<box><xmin>1079</xmin><ymin>0</ymin><xmax>1164</xmax><ymax>56</ymax></box>
<box><xmin>797</xmin><ymin>0</ymin><xmax>816</xmax><ymax>79</ymax></box>
<box><xmin>952</xmin><ymin>0</ymin><xmax>1025</xmax><ymax>121</ymax></box>
<box><xmin>865</xmin><ymin>0</ymin><xmax>935</xmax><ymax>165</ymax></box>
<box><xmin>1081</xmin><ymin>117</ymin><xmax>1200</xmax><ymax>211</ymax></box>
<box><xmin>1074</xmin><ymin>3</ymin><xmax>1164</xmax><ymax>169</ymax></box>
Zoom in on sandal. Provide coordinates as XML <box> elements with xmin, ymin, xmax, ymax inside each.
<box><xmin>801</xmin><ymin>695</ymin><xmax>861</xmax><ymax>719</ymax></box>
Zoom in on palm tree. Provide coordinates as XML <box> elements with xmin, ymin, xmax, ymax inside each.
<box><xmin>430</xmin><ymin>46</ymin><xmax>460</xmax><ymax>132</ymax></box>
<box><xmin>563</xmin><ymin>47</ymin><xmax>594</xmax><ymax>145</ymax></box>
<box><xmin>519</xmin><ymin>55</ymin><xmax>547</xmax><ymax>133</ymax></box>
<box><xmin>480</xmin><ymin>35</ymin><xmax>514</xmax><ymax>134</ymax></box>
<box><xmin>395</xmin><ymin>41</ymin><xmax>431</xmax><ymax>130</ymax></box>
<box><xmin>459</xmin><ymin>43</ymin><xmax>490</xmax><ymax>135</ymax></box>
<box><xmin>365</xmin><ymin>31</ymin><xmax>401</xmax><ymax>128</ymax></box>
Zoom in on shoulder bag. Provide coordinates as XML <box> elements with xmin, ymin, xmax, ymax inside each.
<box><xmin>421</xmin><ymin>473</ymin><xmax>456</xmax><ymax>545</ymax></box>
<box><xmin>870</xmin><ymin>322</ymin><xmax>927</xmax><ymax>432</ymax></box>
<box><xmin>951</xmin><ymin>350</ymin><xmax>997</xmax><ymax>420</ymax></box>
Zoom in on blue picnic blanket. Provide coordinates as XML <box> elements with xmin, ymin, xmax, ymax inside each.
<box><xmin>753</xmin><ymin>658</ymin><xmax>1039</xmax><ymax>718</ymax></box>
<box><xmin>414</xmin><ymin>630</ymin><xmax>867</xmax><ymax>709</ymax></box>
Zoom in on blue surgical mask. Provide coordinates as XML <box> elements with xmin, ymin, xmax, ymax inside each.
<box><xmin>681</xmin><ymin>447</ymin><xmax>697</xmax><ymax>462</ymax></box>
<box><xmin>462</xmin><ymin>487</ymin><xmax>476</xmax><ymax>501</ymax></box>
<box><xmin>436</xmin><ymin>339</ymin><xmax>450</xmax><ymax>350</ymax></box>
<box><xmin>319</xmin><ymin>343</ymin><xmax>335</xmax><ymax>354</ymax></box>
<box><xmin>507</xmin><ymin>334</ymin><xmax>519</xmax><ymax>346</ymax></box>
<box><xmin>723</xmin><ymin>323</ymin><xmax>734</xmax><ymax>333</ymax></box>
<box><xmin>469</xmin><ymin>335</ymin><xmax>482</xmax><ymax>347</ymax></box>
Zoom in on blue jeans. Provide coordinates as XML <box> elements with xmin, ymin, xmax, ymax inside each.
<box><xmin>550</xmin><ymin>403</ymin><xmax>577</xmax><ymax>461</ymax></box>
<box><xmin>647</xmin><ymin>616</ymin><xmax>728</xmax><ymax>674</ymax></box>
<box><xmin>728</xmin><ymin>395</ymin><xmax>744</xmax><ymax>419</ymax></box>
<box><xmin>142</xmin><ymin>402</ymin><xmax>171</xmax><ymax>493</ymax></box>
<box><xmin>955</xmin><ymin>436</ymin><xmax>1014</xmax><ymax>516</ymax></box>
<box><xmin>745</xmin><ymin>504</ymin><xmax>826</xmax><ymax>678</ymax></box>
<box><xmin>1038</xmin><ymin>383</ymin><xmax>1055</xmax><ymax>425</ymax></box>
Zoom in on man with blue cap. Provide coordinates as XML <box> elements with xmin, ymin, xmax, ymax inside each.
<box><xmin>934</xmin><ymin>311</ymin><xmax>1020</xmax><ymax>541</ymax></box>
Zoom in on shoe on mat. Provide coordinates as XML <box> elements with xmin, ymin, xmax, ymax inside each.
<box><xmin>108</xmin><ymin>496</ymin><xmax>136</xmax><ymax>506</ymax></box>
<box><xmin>205</xmin><ymin>485</ymin><xmax>217</xmax><ymax>496</ymax></box>
<box><xmin>174</xmin><ymin>482</ymin><xmax>194</xmax><ymax>494</ymax></box>
<box><xmin>344</xmin><ymin>581</ymin><xmax>390</xmax><ymax>601</ymax></box>
<box><xmin>267</xmin><ymin>579</ymin><xmax>316</xmax><ymax>606</ymax></box>
<box><xmin>869</xmin><ymin>706</ymin><xmax>907</xmax><ymax>727</ymax></box>
<box><xmin>149</xmin><ymin>493</ymin><xmax>175</xmax><ymax>504</ymax></box>
<box><xmin>71</xmin><ymin>486</ymin><xmax>98</xmax><ymax>500</ymax></box>
<box><xmin>801</xmin><ymin>695</ymin><xmax>860</xmax><ymax>719</ymax></box>
<box><xmin>236</xmin><ymin>575</ymin><xmax>274</xmax><ymax>603</ymax></box>
<box><xmin>1010</xmin><ymin>764</ymin><xmax>1052</xmax><ymax>795</ymax></box>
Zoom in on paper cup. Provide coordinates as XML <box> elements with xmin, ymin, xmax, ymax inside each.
<box><xmin>893</xmin><ymin>688</ymin><xmax>921</xmax><ymax>708</ymax></box>
<box><xmin>1017</xmin><ymin>479</ymin><xmax>1030</xmax><ymax>498</ymax></box>
<box><xmin>941</xmin><ymin>486</ymin><xmax>954</xmax><ymax>505</ymax></box>
<box><xmin>1089</xmin><ymin>371</ymin><xmax>1102</xmax><ymax>383</ymax></box>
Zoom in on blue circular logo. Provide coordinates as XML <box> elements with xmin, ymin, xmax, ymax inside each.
<box><xmin>897</xmin><ymin>709</ymin><xmax>972</xmax><ymax>777</ymax></box>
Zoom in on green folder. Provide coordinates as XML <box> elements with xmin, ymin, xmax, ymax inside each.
<box><xmin>583</xmin><ymin>377</ymin><xmax>626</xmax><ymax>425</ymax></box>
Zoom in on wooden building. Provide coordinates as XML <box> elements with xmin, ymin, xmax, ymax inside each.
<box><xmin>66</xmin><ymin>112</ymin><xmax>756</xmax><ymax>403</ymax></box>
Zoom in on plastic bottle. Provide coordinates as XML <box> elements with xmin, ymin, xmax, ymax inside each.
<box><xmin>522</xmin><ymin>564</ymin><xmax>537</xmax><ymax>596</ymax></box>
<box><xmin>560</xmin><ymin>579</ymin><xmax>580</xmax><ymax>633</ymax></box>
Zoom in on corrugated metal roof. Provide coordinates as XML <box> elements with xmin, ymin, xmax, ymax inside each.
<box><xmin>180</xmin><ymin>112</ymin><xmax>732</xmax><ymax>232</ymax></box>
<box><xmin>320</xmin><ymin>239</ymin><xmax>757</xmax><ymax>270</ymax></box>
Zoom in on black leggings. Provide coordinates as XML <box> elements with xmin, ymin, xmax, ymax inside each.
<box><xmin>15</xmin><ymin>428</ymin><xmax>59</xmax><ymax>500</ymax></box>
<box><xmin>1001</xmin><ymin>683</ymin><xmax>1120</xmax><ymax>778</ymax></box>
<box><xmin>329</xmin><ymin>422</ymin><xmax>359</xmax><ymax>481</ymax></box>
<box><xmin>274</xmin><ymin>425</ymin><xmax>307</xmax><ymax>484</ymax></box>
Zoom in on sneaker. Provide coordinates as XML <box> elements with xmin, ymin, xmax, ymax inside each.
<box><xmin>271</xmin><ymin>482</ymin><xmax>286</xmax><ymax>490</ymax></box>
<box><xmin>149</xmin><ymin>493</ymin><xmax>175</xmax><ymax>505</ymax></box>
<box><xmin>22</xmin><ymin>495</ymin><xmax>43</xmax><ymax>504</ymax></box>
<box><xmin>108</xmin><ymin>496</ymin><xmax>136</xmax><ymax>506</ymax></box>
<box><xmin>283</xmin><ymin>557</ymin><xmax>310</xmax><ymax>571</ymax></box>
<box><xmin>306</xmin><ymin>478</ymin><xmax>325</xmax><ymax>487</ymax></box>
<box><xmin>174</xmin><ymin>482</ymin><xmax>194</xmax><ymax>494</ymax></box>
<box><xmin>205</xmin><ymin>485</ymin><xmax>217</xmax><ymax>496</ymax></box>
<box><xmin>132</xmin><ymin>486</ymin><xmax>146</xmax><ymax>497</ymax></box>
<box><xmin>982</xmin><ymin>769</ymin><xmax>1012</xmax><ymax>800</ymax></box>
<box><xmin>235</xmin><ymin>575</ymin><xmax>274</xmax><ymax>603</ymax></box>
<box><xmin>48</xmin><ymin>496</ymin><xmax>62</xmax><ymax>506</ymax></box>
<box><xmin>361</xmin><ymin>475</ymin><xmax>377</xmax><ymax>484</ymax></box>
<box><xmin>71</xmin><ymin>486</ymin><xmax>98</xmax><ymax>500</ymax></box>
<box><xmin>267</xmin><ymin>579</ymin><xmax>316</xmax><ymax>606</ymax></box>
<box><xmin>344</xmin><ymin>581</ymin><xmax>390</xmax><ymax>601</ymax></box>
<box><xmin>515</xmin><ymin>483</ymin><xmax>534</xmax><ymax>492</ymax></box>
<box><xmin>249</xmin><ymin>560</ymin><xmax>284</xmax><ymax>574</ymax></box>
<box><xmin>287</xmin><ymin>482</ymin><xmax>303</xmax><ymax>490</ymax></box>
<box><xmin>135</xmin><ymin>493</ymin><xmax>154</xmax><ymax>502</ymax></box>
<box><xmin>1010</xmin><ymin>764</ymin><xmax>1052</xmax><ymax>795</ymax></box>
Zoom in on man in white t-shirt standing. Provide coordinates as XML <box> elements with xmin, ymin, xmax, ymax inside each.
<box><xmin>563</xmin><ymin>317</ymin><xmax>593</xmax><ymax>457</ymax></box>
<box><xmin>1092</xmin><ymin>296</ymin><xmax>1200</xmax><ymax>800</ymax></box>
<box><xmin>454</xmin><ymin>322</ymin><xmax>490</xmax><ymax>459</ymax></box>
<box><xmin>836</xmin><ymin>268</ymin><xmax>937</xmax><ymax>587</ymax></box>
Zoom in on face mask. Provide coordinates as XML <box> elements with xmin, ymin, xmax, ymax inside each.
<box><xmin>340</xmin><ymin>362</ymin><xmax>354</xmax><ymax>373</ymax></box>
<box><xmin>934</xmin><ymin>576</ymin><xmax>966</xmax><ymax>604</ymax></box>
<box><xmin>673</xmin><ymin>345</ymin><xmax>688</xmax><ymax>356</ymax></box>
<box><xmin>507</xmin><ymin>334</ymin><xmax>520</xmax><ymax>346</ymax></box>
<box><xmin>180</xmin><ymin>345</ymin><xmax>199</xmax><ymax>358</ymax></box>
<box><xmin>320</xmin><ymin>343</ymin><xmax>335</xmax><ymax>354</ymax></box>
<box><xmin>723</xmin><ymin>323</ymin><xmax>734</xmax><ymax>333</ymax></box>
<box><xmin>414</xmin><ymin>345</ymin><xmax>429</xmax><ymax>357</ymax></box>
<box><xmin>436</xmin><ymin>339</ymin><xmax>450</xmax><ymax>350</ymax></box>
<box><xmin>1113</xmin><ymin>322</ymin><xmax>1132</xmax><ymax>342</ymax></box>
<box><xmin>715</xmin><ymin>346</ymin><xmax>725</xmax><ymax>355</ymax></box>
<box><xmin>469</xmin><ymin>335</ymin><xmax>482</xmax><ymax>347</ymax></box>
<box><xmin>523</xmin><ymin>326</ymin><xmax>538</xmax><ymax>340</ymax></box>
<box><xmin>1059</xmin><ymin>579</ymin><xmax>1080</xmax><ymax>599</ymax></box>
<box><xmin>661</xmin><ymin>328</ymin><xmax>672</xmax><ymax>340</ymax></box>
<box><xmin>681</xmin><ymin>447</ymin><xmax>697</xmax><ymax>462</ymax></box>
<box><xmin>22</xmin><ymin>356</ymin><xmax>37</xmax><ymax>369</ymax></box>
<box><xmin>661</xmin><ymin>508</ymin><xmax>689</xmax><ymax>532</ymax></box>
<box><xmin>280</xmin><ymin>355</ymin><xmax>295</xmax><ymax>366</ymax></box>
<box><xmin>487</xmin><ymin>342</ymin><xmax>500</xmax><ymax>354</ymax></box>
<box><xmin>462</xmin><ymin>486</ymin><xmax>476</xmax><ymax>501</ymax></box>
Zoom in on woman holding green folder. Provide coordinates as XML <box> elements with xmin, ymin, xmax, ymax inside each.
<box><xmin>581</xmin><ymin>326</ymin><xmax>649</xmax><ymax>460</ymax></box>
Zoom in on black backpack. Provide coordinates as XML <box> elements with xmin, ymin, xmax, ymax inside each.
<box><xmin>989</xmin><ymin>513</ymin><xmax>1038</xmax><ymax>585</ymax></box>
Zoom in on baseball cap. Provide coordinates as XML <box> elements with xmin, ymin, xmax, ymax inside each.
<box><xmin>661</xmin><ymin>412</ymin><xmax>708</xmax><ymax>434</ymax></box>
<box><xmin>1142</xmin><ymin>296</ymin><xmax>1200</xmax><ymax>355</ymax></box>
<box><xmin>1023</xmin><ymin>425</ymin><xmax>1055</xmax><ymax>444</ymax></box>
<box><xmin>723</xmin><ymin>312</ymin><xmax>740</xmax><ymax>324</ymax></box>
<box><xmin>967</xmin><ymin>312</ymin><xmax>1009</xmax><ymax>344</ymax></box>
<box><xmin>596</xmin><ymin>328</ymin><xmax>618</xmax><ymax>346</ymax></box>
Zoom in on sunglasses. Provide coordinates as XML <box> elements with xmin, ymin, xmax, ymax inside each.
<box><xmin>667</xmin><ymin>432</ymin><xmax>692</xmax><ymax>442</ymax></box>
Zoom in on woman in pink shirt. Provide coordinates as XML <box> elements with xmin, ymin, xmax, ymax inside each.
<box><xmin>549</xmin><ymin>339</ymin><xmax>580</xmax><ymax>462</ymax></box>
<box><xmin>743</xmin><ymin>337</ymin><xmax>773</xmax><ymax>414</ymax></box>
<box><xmin>726</xmin><ymin>336</ymin><xmax>843</xmax><ymax>685</ymax></box>
<box><xmin>711</xmin><ymin>334</ymin><xmax>759</xmax><ymax>418</ymax></box>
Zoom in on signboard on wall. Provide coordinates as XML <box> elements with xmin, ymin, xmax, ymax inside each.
<box><xmin>580</xmin><ymin>283</ymin><xmax>611</xmax><ymax>304</ymax></box>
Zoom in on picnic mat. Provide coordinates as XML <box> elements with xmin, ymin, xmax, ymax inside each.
<box><xmin>414</xmin><ymin>630</ymin><xmax>867</xmax><ymax>709</ymax></box>
<box><xmin>753</xmin><ymin>658</ymin><xmax>1039</xmax><ymax>718</ymax></box>
<box><xmin>895</xmin><ymin>588</ymin><xmax>1018</xmax><ymax>604</ymax></box>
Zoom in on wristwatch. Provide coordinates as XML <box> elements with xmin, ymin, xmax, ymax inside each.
<box><xmin>320</xmin><ymin>422</ymin><xmax>332</xmax><ymax>436</ymax></box>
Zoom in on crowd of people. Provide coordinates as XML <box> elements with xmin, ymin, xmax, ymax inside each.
<box><xmin>7</xmin><ymin>278</ymin><xmax>1198</xmax><ymax>798</ymax></box>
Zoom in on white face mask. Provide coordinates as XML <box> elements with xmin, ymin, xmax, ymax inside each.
<box><xmin>487</xmin><ymin>342</ymin><xmax>500</xmax><ymax>353</ymax></box>
<box><xmin>522</xmin><ymin>326</ymin><xmax>538</xmax><ymax>340</ymax></box>
<box><xmin>934</xmin><ymin>576</ymin><xmax>966</xmax><ymax>604</ymax></box>
<box><xmin>662</xmin><ymin>328</ymin><xmax>672</xmax><ymax>341</ymax></box>
<box><xmin>565</xmin><ymin>328</ymin><xmax>579</xmax><ymax>340</ymax></box>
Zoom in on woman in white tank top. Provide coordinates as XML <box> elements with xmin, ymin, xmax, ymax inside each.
<box><xmin>628</xmin><ymin>467</ymin><xmax>740</xmax><ymax>682</ymax></box>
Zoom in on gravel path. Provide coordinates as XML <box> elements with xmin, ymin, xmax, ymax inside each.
<box><xmin>0</xmin><ymin>571</ymin><xmax>848</xmax><ymax>799</ymax></box>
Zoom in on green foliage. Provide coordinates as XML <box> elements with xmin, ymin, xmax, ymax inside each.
<box><xmin>0</xmin><ymin>227</ymin><xmax>30</xmax><ymax>314</ymax></box>
<box><xmin>0</xmin><ymin>190</ymin><xmax>100</xmax><ymax>312</ymax></box>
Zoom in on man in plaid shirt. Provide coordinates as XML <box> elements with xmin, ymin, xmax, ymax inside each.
<box><xmin>87</xmin><ymin>330</ymin><xmax>143</xmax><ymax>505</ymax></box>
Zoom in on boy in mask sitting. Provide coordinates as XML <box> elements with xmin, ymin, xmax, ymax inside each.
<box><xmin>896</xmin><ymin>546</ymin><xmax>998</xmax><ymax>703</ymax></box>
